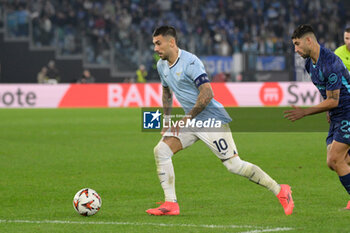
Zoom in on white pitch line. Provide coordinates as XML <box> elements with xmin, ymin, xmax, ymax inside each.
<box><xmin>0</xmin><ymin>219</ymin><xmax>293</xmax><ymax>232</ymax></box>
<box><xmin>239</xmin><ymin>228</ymin><xmax>294</xmax><ymax>233</ymax></box>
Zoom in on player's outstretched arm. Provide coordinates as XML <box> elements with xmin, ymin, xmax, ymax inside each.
<box><xmin>187</xmin><ymin>83</ymin><xmax>214</xmax><ymax>119</ymax></box>
<box><xmin>284</xmin><ymin>89</ymin><xmax>339</xmax><ymax>122</ymax></box>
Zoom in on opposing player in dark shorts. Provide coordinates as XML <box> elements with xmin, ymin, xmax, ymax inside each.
<box><xmin>285</xmin><ymin>24</ymin><xmax>350</xmax><ymax>209</ymax></box>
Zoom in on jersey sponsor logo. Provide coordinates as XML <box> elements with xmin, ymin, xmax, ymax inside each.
<box><xmin>259</xmin><ymin>82</ymin><xmax>283</xmax><ymax>106</ymax></box>
<box><xmin>328</xmin><ymin>73</ymin><xmax>338</xmax><ymax>85</ymax></box>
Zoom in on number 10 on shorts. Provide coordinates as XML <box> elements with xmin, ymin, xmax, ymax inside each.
<box><xmin>213</xmin><ymin>138</ymin><xmax>228</xmax><ymax>152</ymax></box>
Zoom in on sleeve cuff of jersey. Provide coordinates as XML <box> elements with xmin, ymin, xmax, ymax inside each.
<box><xmin>194</xmin><ymin>73</ymin><xmax>209</xmax><ymax>88</ymax></box>
<box><xmin>326</xmin><ymin>87</ymin><xmax>341</xmax><ymax>91</ymax></box>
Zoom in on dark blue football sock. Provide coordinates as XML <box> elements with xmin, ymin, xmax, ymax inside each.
<box><xmin>339</xmin><ymin>173</ymin><xmax>350</xmax><ymax>195</ymax></box>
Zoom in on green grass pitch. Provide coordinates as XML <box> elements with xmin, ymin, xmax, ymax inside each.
<box><xmin>0</xmin><ymin>108</ymin><xmax>349</xmax><ymax>233</ymax></box>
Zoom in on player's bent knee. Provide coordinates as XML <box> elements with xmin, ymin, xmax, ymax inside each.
<box><xmin>326</xmin><ymin>159</ymin><xmax>335</xmax><ymax>171</ymax></box>
<box><xmin>154</xmin><ymin>141</ymin><xmax>174</xmax><ymax>165</ymax></box>
<box><xmin>163</xmin><ymin>136</ymin><xmax>183</xmax><ymax>154</ymax></box>
<box><xmin>326</xmin><ymin>155</ymin><xmax>334</xmax><ymax>169</ymax></box>
<box><xmin>223</xmin><ymin>156</ymin><xmax>249</xmax><ymax>175</ymax></box>
<box><xmin>327</xmin><ymin>153</ymin><xmax>342</xmax><ymax>171</ymax></box>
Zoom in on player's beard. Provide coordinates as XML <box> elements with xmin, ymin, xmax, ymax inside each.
<box><xmin>298</xmin><ymin>49</ymin><xmax>311</xmax><ymax>59</ymax></box>
<box><xmin>299</xmin><ymin>53</ymin><xmax>309</xmax><ymax>59</ymax></box>
<box><xmin>160</xmin><ymin>54</ymin><xmax>168</xmax><ymax>60</ymax></box>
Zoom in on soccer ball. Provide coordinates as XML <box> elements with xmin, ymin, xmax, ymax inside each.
<box><xmin>73</xmin><ymin>188</ymin><xmax>102</xmax><ymax>216</ymax></box>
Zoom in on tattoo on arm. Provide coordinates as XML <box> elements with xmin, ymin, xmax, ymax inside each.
<box><xmin>327</xmin><ymin>90</ymin><xmax>340</xmax><ymax>101</ymax></box>
<box><xmin>188</xmin><ymin>83</ymin><xmax>214</xmax><ymax>119</ymax></box>
<box><xmin>162</xmin><ymin>86</ymin><xmax>173</xmax><ymax>115</ymax></box>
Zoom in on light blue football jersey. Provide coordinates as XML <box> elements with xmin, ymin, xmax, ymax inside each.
<box><xmin>157</xmin><ymin>49</ymin><xmax>232</xmax><ymax>124</ymax></box>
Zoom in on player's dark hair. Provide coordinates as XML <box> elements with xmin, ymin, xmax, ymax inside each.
<box><xmin>345</xmin><ymin>27</ymin><xmax>350</xmax><ymax>33</ymax></box>
<box><xmin>153</xmin><ymin>26</ymin><xmax>177</xmax><ymax>43</ymax></box>
<box><xmin>291</xmin><ymin>24</ymin><xmax>316</xmax><ymax>39</ymax></box>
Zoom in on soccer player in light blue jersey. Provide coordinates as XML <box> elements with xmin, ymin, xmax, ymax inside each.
<box><xmin>146</xmin><ymin>26</ymin><xmax>294</xmax><ymax>216</ymax></box>
<box><xmin>286</xmin><ymin>24</ymin><xmax>350</xmax><ymax>209</ymax></box>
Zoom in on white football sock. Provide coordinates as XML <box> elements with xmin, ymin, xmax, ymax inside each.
<box><xmin>223</xmin><ymin>156</ymin><xmax>281</xmax><ymax>195</ymax></box>
<box><xmin>154</xmin><ymin>141</ymin><xmax>177</xmax><ymax>202</ymax></box>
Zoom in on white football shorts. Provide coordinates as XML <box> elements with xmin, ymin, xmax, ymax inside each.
<box><xmin>162</xmin><ymin>124</ymin><xmax>238</xmax><ymax>160</ymax></box>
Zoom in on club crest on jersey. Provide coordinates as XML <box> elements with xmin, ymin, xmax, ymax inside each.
<box><xmin>328</xmin><ymin>73</ymin><xmax>338</xmax><ymax>85</ymax></box>
<box><xmin>176</xmin><ymin>68</ymin><xmax>183</xmax><ymax>77</ymax></box>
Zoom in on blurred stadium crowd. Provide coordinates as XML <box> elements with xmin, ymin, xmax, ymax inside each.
<box><xmin>0</xmin><ymin>0</ymin><xmax>348</xmax><ymax>77</ymax></box>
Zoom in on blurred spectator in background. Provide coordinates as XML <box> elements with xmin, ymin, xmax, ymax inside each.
<box><xmin>2</xmin><ymin>0</ymin><xmax>349</xmax><ymax>80</ymax></box>
<box><xmin>46</xmin><ymin>60</ymin><xmax>60</xmax><ymax>84</ymax></box>
<box><xmin>37</xmin><ymin>66</ymin><xmax>48</xmax><ymax>83</ymax></box>
<box><xmin>30</xmin><ymin>0</ymin><xmax>55</xmax><ymax>46</ymax></box>
<box><xmin>77</xmin><ymin>69</ymin><xmax>95</xmax><ymax>83</ymax></box>
<box><xmin>6</xmin><ymin>5</ymin><xmax>18</xmax><ymax>37</ymax></box>
<box><xmin>335</xmin><ymin>27</ymin><xmax>350</xmax><ymax>71</ymax></box>
<box><xmin>16</xmin><ymin>5</ymin><xmax>29</xmax><ymax>37</ymax></box>
<box><xmin>212</xmin><ymin>72</ymin><xmax>231</xmax><ymax>82</ymax></box>
<box><xmin>148</xmin><ymin>52</ymin><xmax>161</xmax><ymax>80</ymax></box>
<box><xmin>3</xmin><ymin>0</ymin><xmax>348</xmax><ymax>54</ymax></box>
<box><xmin>136</xmin><ymin>64</ymin><xmax>147</xmax><ymax>83</ymax></box>
<box><xmin>39</xmin><ymin>15</ymin><xmax>54</xmax><ymax>46</ymax></box>
<box><xmin>123</xmin><ymin>77</ymin><xmax>135</xmax><ymax>83</ymax></box>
